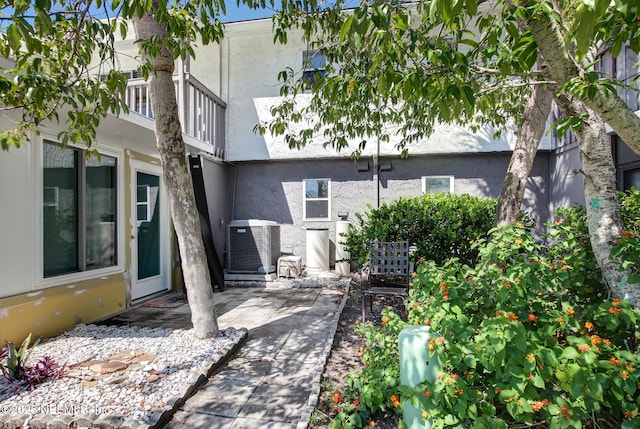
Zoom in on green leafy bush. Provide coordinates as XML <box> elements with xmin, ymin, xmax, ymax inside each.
<box><xmin>332</xmin><ymin>221</ymin><xmax>640</xmax><ymax>429</ymax></box>
<box><xmin>620</xmin><ymin>187</ymin><xmax>640</xmax><ymax>236</ymax></box>
<box><xmin>344</xmin><ymin>193</ymin><xmax>497</xmax><ymax>267</ymax></box>
<box><xmin>0</xmin><ymin>333</ymin><xmax>65</xmax><ymax>392</ymax></box>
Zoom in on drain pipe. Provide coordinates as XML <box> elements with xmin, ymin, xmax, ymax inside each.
<box><xmin>374</xmin><ymin>136</ymin><xmax>380</xmax><ymax>208</ymax></box>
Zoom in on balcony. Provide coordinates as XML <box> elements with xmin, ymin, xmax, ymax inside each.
<box><xmin>124</xmin><ymin>72</ymin><xmax>226</xmax><ymax>158</ymax></box>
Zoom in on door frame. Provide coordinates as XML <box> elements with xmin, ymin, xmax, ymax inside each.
<box><xmin>129</xmin><ymin>158</ymin><xmax>170</xmax><ymax>301</ymax></box>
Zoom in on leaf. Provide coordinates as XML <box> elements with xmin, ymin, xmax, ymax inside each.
<box><xmin>465</xmin><ymin>0</ymin><xmax>477</xmax><ymax>16</ymax></box>
<box><xmin>340</xmin><ymin>15</ymin><xmax>353</xmax><ymax>45</ymax></box>
<box><xmin>532</xmin><ymin>374</ymin><xmax>545</xmax><ymax>388</ymax></box>
<box><xmin>7</xmin><ymin>24</ymin><xmax>22</xmax><ymax>51</ymax></box>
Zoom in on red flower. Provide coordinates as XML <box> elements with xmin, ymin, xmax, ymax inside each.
<box><xmin>528</xmin><ymin>314</ymin><xmax>539</xmax><ymax>322</ymax></box>
<box><xmin>332</xmin><ymin>391</ymin><xmax>343</xmax><ymax>404</ymax></box>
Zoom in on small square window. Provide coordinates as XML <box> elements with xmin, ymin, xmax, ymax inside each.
<box><xmin>304</xmin><ymin>179</ymin><xmax>331</xmax><ymax>220</ymax></box>
<box><xmin>422</xmin><ymin>176</ymin><xmax>454</xmax><ymax>194</ymax></box>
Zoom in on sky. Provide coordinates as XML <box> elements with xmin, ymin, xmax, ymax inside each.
<box><xmin>220</xmin><ymin>3</ymin><xmax>276</xmax><ymax>23</ymax></box>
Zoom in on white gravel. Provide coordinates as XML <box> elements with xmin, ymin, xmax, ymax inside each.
<box><xmin>0</xmin><ymin>324</ymin><xmax>246</xmax><ymax>427</ymax></box>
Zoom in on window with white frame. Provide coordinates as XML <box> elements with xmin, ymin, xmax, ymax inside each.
<box><xmin>304</xmin><ymin>179</ymin><xmax>331</xmax><ymax>220</ymax></box>
<box><xmin>422</xmin><ymin>176</ymin><xmax>454</xmax><ymax>194</ymax></box>
<box><xmin>302</xmin><ymin>50</ymin><xmax>326</xmax><ymax>88</ymax></box>
<box><xmin>43</xmin><ymin>141</ymin><xmax>118</xmax><ymax>277</ymax></box>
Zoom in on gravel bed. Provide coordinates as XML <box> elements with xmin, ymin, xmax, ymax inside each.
<box><xmin>0</xmin><ymin>324</ymin><xmax>246</xmax><ymax>428</ymax></box>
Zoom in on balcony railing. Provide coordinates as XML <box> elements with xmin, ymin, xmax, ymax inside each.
<box><xmin>124</xmin><ymin>74</ymin><xmax>226</xmax><ymax>157</ymax></box>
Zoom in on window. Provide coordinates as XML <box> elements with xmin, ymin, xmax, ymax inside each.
<box><xmin>136</xmin><ymin>184</ymin><xmax>153</xmax><ymax>225</ymax></box>
<box><xmin>302</xmin><ymin>50</ymin><xmax>326</xmax><ymax>88</ymax></box>
<box><xmin>43</xmin><ymin>141</ymin><xmax>117</xmax><ymax>277</ymax></box>
<box><xmin>304</xmin><ymin>179</ymin><xmax>331</xmax><ymax>220</ymax></box>
<box><xmin>422</xmin><ymin>176</ymin><xmax>454</xmax><ymax>194</ymax></box>
<box><xmin>622</xmin><ymin>167</ymin><xmax>640</xmax><ymax>191</ymax></box>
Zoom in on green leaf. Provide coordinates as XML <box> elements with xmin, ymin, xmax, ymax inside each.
<box><xmin>560</xmin><ymin>347</ymin><xmax>579</xmax><ymax>360</ymax></box>
<box><xmin>7</xmin><ymin>23</ymin><xmax>21</xmax><ymax>51</ymax></box>
<box><xmin>340</xmin><ymin>15</ymin><xmax>353</xmax><ymax>45</ymax></box>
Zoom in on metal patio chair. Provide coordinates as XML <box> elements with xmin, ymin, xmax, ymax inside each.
<box><xmin>361</xmin><ymin>240</ymin><xmax>411</xmax><ymax>321</ymax></box>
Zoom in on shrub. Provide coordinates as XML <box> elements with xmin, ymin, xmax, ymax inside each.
<box><xmin>344</xmin><ymin>193</ymin><xmax>497</xmax><ymax>267</ymax></box>
<box><xmin>0</xmin><ymin>333</ymin><xmax>65</xmax><ymax>392</ymax></box>
<box><xmin>333</xmin><ymin>221</ymin><xmax>640</xmax><ymax>429</ymax></box>
<box><xmin>620</xmin><ymin>187</ymin><xmax>640</xmax><ymax>236</ymax></box>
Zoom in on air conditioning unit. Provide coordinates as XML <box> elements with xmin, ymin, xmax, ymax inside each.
<box><xmin>227</xmin><ymin>220</ymin><xmax>280</xmax><ymax>274</ymax></box>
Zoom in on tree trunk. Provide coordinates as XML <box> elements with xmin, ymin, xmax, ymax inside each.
<box><xmin>495</xmin><ymin>83</ymin><xmax>553</xmax><ymax>226</ymax></box>
<box><xmin>521</xmin><ymin>5</ymin><xmax>640</xmax><ymax>304</ymax></box>
<box><xmin>132</xmin><ymin>8</ymin><xmax>220</xmax><ymax>338</ymax></box>
<box><xmin>524</xmin><ymin>3</ymin><xmax>640</xmax><ymax>156</ymax></box>
<box><xmin>555</xmin><ymin>95</ymin><xmax>640</xmax><ymax>305</ymax></box>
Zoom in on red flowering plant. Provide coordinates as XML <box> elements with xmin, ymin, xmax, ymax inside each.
<box><xmin>403</xmin><ymin>222</ymin><xmax>639</xmax><ymax>429</ymax></box>
<box><xmin>330</xmin><ymin>192</ymin><xmax>640</xmax><ymax>429</ymax></box>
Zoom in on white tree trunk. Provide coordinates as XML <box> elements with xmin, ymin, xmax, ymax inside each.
<box><xmin>132</xmin><ymin>8</ymin><xmax>219</xmax><ymax>338</ymax></box>
<box><xmin>555</xmin><ymin>95</ymin><xmax>640</xmax><ymax>305</ymax></box>
<box><xmin>495</xmin><ymin>83</ymin><xmax>553</xmax><ymax>226</ymax></box>
<box><xmin>525</xmin><ymin>5</ymin><xmax>640</xmax><ymax>156</ymax></box>
<box><xmin>523</xmin><ymin>7</ymin><xmax>640</xmax><ymax>304</ymax></box>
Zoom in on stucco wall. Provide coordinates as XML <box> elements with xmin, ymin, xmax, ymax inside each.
<box><xmin>0</xmin><ymin>144</ymin><xmax>33</xmax><ymax>297</ymax></box>
<box><xmin>220</xmin><ymin>20</ymin><xmax>556</xmax><ymax>163</ymax></box>
<box><xmin>548</xmin><ymin>142</ymin><xmax>585</xmax><ymax>216</ymax></box>
<box><xmin>223</xmin><ymin>20</ymin><xmax>308</xmax><ymax>161</ymax></box>
<box><xmin>0</xmin><ymin>115</ymin><xmax>168</xmax><ymax>344</ymax></box>
<box><xmin>226</xmin><ymin>153</ymin><xmax>550</xmax><ymax>268</ymax></box>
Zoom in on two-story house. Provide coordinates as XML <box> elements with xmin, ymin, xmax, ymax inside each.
<box><xmin>1</xmin><ymin>15</ymin><xmax>637</xmax><ymax>344</ymax></box>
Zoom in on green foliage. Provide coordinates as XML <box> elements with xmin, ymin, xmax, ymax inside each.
<box><xmin>344</xmin><ymin>193</ymin><xmax>497</xmax><ymax>267</ymax></box>
<box><xmin>261</xmin><ymin>0</ymin><xmax>533</xmax><ymax>155</ymax></box>
<box><xmin>1</xmin><ymin>333</ymin><xmax>66</xmax><ymax>392</ymax></box>
<box><xmin>620</xmin><ymin>187</ymin><xmax>640</xmax><ymax>236</ymax></box>
<box><xmin>0</xmin><ymin>333</ymin><xmax>40</xmax><ymax>382</ymax></box>
<box><xmin>0</xmin><ymin>0</ymin><xmax>226</xmax><ymax>151</ymax></box>
<box><xmin>260</xmin><ymin>0</ymin><xmax>640</xmax><ymax>158</ymax></box>
<box><xmin>333</xmin><ymin>219</ymin><xmax>640</xmax><ymax>428</ymax></box>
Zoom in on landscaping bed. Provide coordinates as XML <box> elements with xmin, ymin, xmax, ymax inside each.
<box><xmin>310</xmin><ymin>278</ymin><xmax>405</xmax><ymax>429</ymax></box>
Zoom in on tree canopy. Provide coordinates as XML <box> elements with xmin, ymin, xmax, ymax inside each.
<box><xmin>0</xmin><ymin>0</ymin><xmax>226</xmax><ymax>151</ymax></box>
<box><xmin>258</xmin><ymin>0</ymin><xmax>640</xmax><ymax>156</ymax></box>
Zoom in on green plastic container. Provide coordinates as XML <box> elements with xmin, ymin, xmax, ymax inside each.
<box><xmin>399</xmin><ymin>325</ymin><xmax>440</xmax><ymax>429</ymax></box>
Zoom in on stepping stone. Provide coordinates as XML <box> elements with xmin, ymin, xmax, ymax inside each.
<box><xmin>90</xmin><ymin>360</ymin><xmax>128</xmax><ymax>374</ymax></box>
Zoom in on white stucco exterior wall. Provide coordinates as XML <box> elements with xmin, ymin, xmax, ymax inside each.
<box><xmin>217</xmin><ymin>19</ymin><xmax>555</xmax><ymax>162</ymax></box>
<box><xmin>0</xmin><ymin>135</ymin><xmax>34</xmax><ymax>297</ymax></box>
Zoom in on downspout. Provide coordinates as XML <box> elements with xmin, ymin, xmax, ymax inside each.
<box><xmin>374</xmin><ymin>136</ymin><xmax>380</xmax><ymax>208</ymax></box>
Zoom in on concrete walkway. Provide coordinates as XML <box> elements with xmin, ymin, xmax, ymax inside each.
<box><xmin>106</xmin><ymin>281</ymin><xmax>349</xmax><ymax>429</ymax></box>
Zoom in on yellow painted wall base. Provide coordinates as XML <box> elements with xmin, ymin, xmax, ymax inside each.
<box><xmin>0</xmin><ymin>274</ymin><xmax>127</xmax><ymax>345</ymax></box>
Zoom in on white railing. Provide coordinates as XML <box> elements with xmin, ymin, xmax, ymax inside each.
<box><xmin>124</xmin><ymin>75</ymin><xmax>226</xmax><ymax>157</ymax></box>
